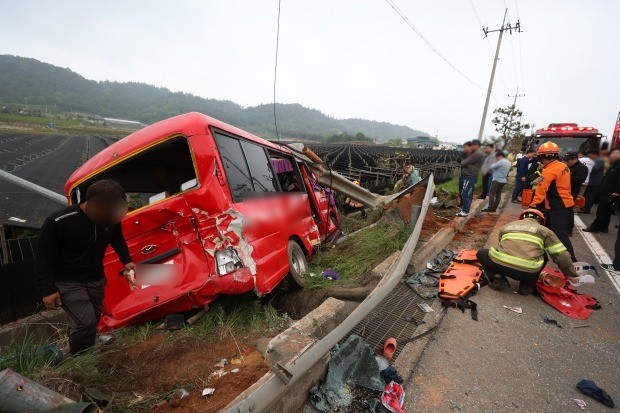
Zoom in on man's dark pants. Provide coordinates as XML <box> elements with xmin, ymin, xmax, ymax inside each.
<box><xmin>582</xmin><ymin>185</ymin><xmax>600</xmax><ymax>213</ymax></box>
<box><xmin>458</xmin><ymin>175</ymin><xmax>465</xmax><ymax>207</ymax></box>
<box><xmin>487</xmin><ymin>181</ymin><xmax>505</xmax><ymax>211</ymax></box>
<box><xmin>511</xmin><ymin>177</ymin><xmax>525</xmax><ymax>201</ymax></box>
<box><xmin>55</xmin><ymin>278</ymin><xmax>106</xmax><ymax>355</ymax></box>
<box><xmin>477</xmin><ymin>249</ymin><xmax>548</xmax><ymax>287</ymax></box>
<box><xmin>590</xmin><ymin>193</ymin><xmax>614</xmax><ymax>232</ymax></box>
<box><xmin>614</xmin><ymin>228</ymin><xmax>620</xmax><ymax>270</ymax></box>
<box><xmin>545</xmin><ymin>207</ymin><xmax>577</xmax><ymax>262</ymax></box>
<box><xmin>480</xmin><ymin>173</ymin><xmax>491</xmax><ymax>199</ymax></box>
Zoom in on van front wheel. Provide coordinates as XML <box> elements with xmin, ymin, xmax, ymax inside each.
<box><xmin>287</xmin><ymin>240</ymin><xmax>308</xmax><ymax>288</ymax></box>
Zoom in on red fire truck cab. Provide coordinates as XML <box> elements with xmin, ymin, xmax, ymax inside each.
<box><xmin>65</xmin><ymin>112</ymin><xmax>340</xmax><ymax>331</ymax></box>
<box><xmin>525</xmin><ymin>123</ymin><xmax>603</xmax><ymax>155</ymax></box>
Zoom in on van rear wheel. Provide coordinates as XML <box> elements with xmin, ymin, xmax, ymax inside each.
<box><xmin>287</xmin><ymin>240</ymin><xmax>308</xmax><ymax>288</ymax></box>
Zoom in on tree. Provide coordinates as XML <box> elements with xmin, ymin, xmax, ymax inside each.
<box><xmin>386</xmin><ymin>139</ymin><xmax>403</xmax><ymax>147</ymax></box>
<box><xmin>490</xmin><ymin>104</ymin><xmax>530</xmax><ymax>152</ymax></box>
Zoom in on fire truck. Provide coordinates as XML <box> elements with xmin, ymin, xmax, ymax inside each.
<box><xmin>523</xmin><ymin>123</ymin><xmax>603</xmax><ymax>155</ymax></box>
<box><xmin>611</xmin><ymin>112</ymin><xmax>620</xmax><ymax>150</ymax></box>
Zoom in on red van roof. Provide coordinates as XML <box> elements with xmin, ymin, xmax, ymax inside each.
<box><xmin>65</xmin><ymin>112</ymin><xmax>288</xmax><ymax>195</ymax></box>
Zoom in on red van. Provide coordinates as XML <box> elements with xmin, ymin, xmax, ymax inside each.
<box><xmin>65</xmin><ymin>112</ymin><xmax>340</xmax><ymax>331</ymax></box>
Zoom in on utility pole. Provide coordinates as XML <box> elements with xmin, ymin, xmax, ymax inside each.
<box><xmin>477</xmin><ymin>9</ymin><xmax>522</xmax><ymax>141</ymax></box>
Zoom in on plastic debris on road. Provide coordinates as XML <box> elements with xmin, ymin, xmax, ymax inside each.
<box><xmin>541</xmin><ymin>315</ymin><xmax>563</xmax><ymax>329</ymax></box>
<box><xmin>571</xmin><ymin>398</ymin><xmax>587</xmax><ymax>409</ymax></box>
<box><xmin>503</xmin><ymin>305</ymin><xmax>523</xmax><ymax>314</ymax></box>
<box><xmin>309</xmin><ymin>335</ymin><xmax>384</xmax><ymax>412</ymax></box>
<box><xmin>382</xmin><ymin>381</ymin><xmax>406</xmax><ymax>413</ymax></box>
<box><xmin>322</xmin><ymin>269</ymin><xmax>340</xmax><ymax>281</ymax></box>
<box><xmin>576</xmin><ymin>379</ymin><xmax>615</xmax><ymax>408</ymax></box>
<box><xmin>201</xmin><ymin>388</ymin><xmax>215</xmax><ymax>396</ymax></box>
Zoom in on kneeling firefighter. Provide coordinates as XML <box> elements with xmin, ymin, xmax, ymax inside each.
<box><xmin>476</xmin><ymin>209</ymin><xmax>580</xmax><ymax>296</ymax></box>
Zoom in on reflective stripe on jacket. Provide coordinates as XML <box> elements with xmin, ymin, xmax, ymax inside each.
<box><xmin>489</xmin><ymin>218</ymin><xmax>578</xmax><ymax>277</ymax></box>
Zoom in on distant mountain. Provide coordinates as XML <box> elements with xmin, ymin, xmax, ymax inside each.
<box><xmin>0</xmin><ymin>55</ymin><xmax>430</xmax><ymax>142</ymax></box>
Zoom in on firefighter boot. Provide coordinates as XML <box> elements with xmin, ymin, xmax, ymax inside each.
<box><xmin>488</xmin><ymin>275</ymin><xmax>510</xmax><ymax>291</ymax></box>
<box><xmin>517</xmin><ymin>281</ymin><xmax>536</xmax><ymax>296</ymax></box>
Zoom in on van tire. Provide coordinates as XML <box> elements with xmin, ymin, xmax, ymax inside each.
<box><xmin>287</xmin><ymin>240</ymin><xmax>308</xmax><ymax>288</ymax></box>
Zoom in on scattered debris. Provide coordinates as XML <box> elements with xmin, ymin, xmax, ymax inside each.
<box><xmin>230</xmin><ymin>368</ymin><xmax>240</xmax><ymax>373</ymax></box>
<box><xmin>541</xmin><ymin>315</ymin><xmax>563</xmax><ymax>329</ymax></box>
<box><xmin>322</xmin><ymin>268</ymin><xmax>340</xmax><ymax>281</ymax></box>
<box><xmin>576</xmin><ymin>379</ymin><xmax>615</xmax><ymax>408</ymax></box>
<box><xmin>503</xmin><ymin>305</ymin><xmax>523</xmax><ymax>314</ymax></box>
<box><xmin>571</xmin><ymin>398</ymin><xmax>587</xmax><ymax>410</ymax></box>
<box><xmin>164</xmin><ymin>313</ymin><xmax>186</xmax><ymax>331</ymax></box>
<box><xmin>310</xmin><ymin>335</ymin><xmax>384</xmax><ymax>412</ymax></box>
<box><xmin>168</xmin><ymin>388</ymin><xmax>190</xmax><ymax>407</ymax></box>
<box><xmin>418</xmin><ymin>303</ymin><xmax>434</xmax><ymax>313</ymax></box>
<box><xmin>384</xmin><ymin>338</ymin><xmax>397</xmax><ymax>360</ymax></box>
<box><xmin>380</xmin><ymin>366</ymin><xmax>404</xmax><ymax>384</ymax></box>
<box><xmin>230</xmin><ymin>357</ymin><xmax>243</xmax><ymax>365</ymax></box>
<box><xmin>215</xmin><ymin>358</ymin><xmax>229</xmax><ymax>368</ymax></box>
<box><xmin>573</xmin><ymin>325</ymin><xmax>590</xmax><ymax>329</ymax></box>
<box><xmin>375</xmin><ymin>355</ymin><xmax>390</xmax><ymax>371</ymax></box>
<box><xmin>201</xmin><ymin>388</ymin><xmax>215</xmax><ymax>397</ymax></box>
<box><xmin>382</xmin><ymin>381</ymin><xmax>406</xmax><ymax>413</ymax></box>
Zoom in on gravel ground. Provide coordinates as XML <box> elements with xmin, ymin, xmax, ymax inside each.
<box><xmin>404</xmin><ymin>200</ymin><xmax>620</xmax><ymax>413</ymax></box>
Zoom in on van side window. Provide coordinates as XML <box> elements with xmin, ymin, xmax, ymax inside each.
<box><xmin>268</xmin><ymin>151</ymin><xmax>304</xmax><ymax>193</ymax></box>
<box><xmin>214</xmin><ymin>132</ymin><xmax>254</xmax><ymax>201</ymax></box>
<box><xmin>240</xmin><ymin>141</ymin><xmax>278</xmax><ymax>194</ymax></box>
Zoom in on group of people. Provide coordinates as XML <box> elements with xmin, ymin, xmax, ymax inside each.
<box><xmin>473</xmin><ymin>140</ymin><xmax>620</xmax><ymax>295</ymax></box>
<box><xmin>457</xmin><ymin>140</ymin><xmax>511</xmax><ymax>217</ymax></box>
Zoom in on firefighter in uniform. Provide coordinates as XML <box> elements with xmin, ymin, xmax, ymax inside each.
<box><xmin>529</xmin><ymin>141</ymin><xmax>577</xmax><ymax>262</ymax></box>
<box><xmin>477</xmin><ymin>209</ymin><xmax>579</xmax><ymax>295</ymax></box>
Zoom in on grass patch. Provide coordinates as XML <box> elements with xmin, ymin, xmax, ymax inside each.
<box><xmin>306</xmin><ymin>220</ymin><xmax>411</xmax><ymax>290</ymax></box>
<box><xmin>338</xmin><ymin>207</ymin><xmax>384</xmax><ymax>234</ymax></box>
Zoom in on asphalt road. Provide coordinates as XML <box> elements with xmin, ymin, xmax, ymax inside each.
<box><xmin>405</xmin><ymin>200</ymin><xmax>620</xmax><ymax>413</ymax></box>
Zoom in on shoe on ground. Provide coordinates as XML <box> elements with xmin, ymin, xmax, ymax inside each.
<box><xmin>578</xmin><ymin>210</ymin><xmax>590</xmax><ymax>214</ymax></box>
<box><xmin>517</xmin><ymin>282</ymin><xmax>535</xmax><ymax>296</ymax></box>
<box><xmin>601</xmin><ymin>263</ymin><xmax>620</xmax><ymax>271</ymax></box>
<box><xmin>455</xmin><ymin>211</ymin><xmax>468</xmax><ymax>217</ymax></box>
<box><xmin>488</xmin><ymin>275</ymin><xmax>510</xmax><ymax>291</ymax></box>
<box><xmin>511</xmin><ymin>200</ymin><xmax>521</xmax><ymax>204</ymax></box>
<box><xmin>582</xmin><ymin>227</ymin><xmax>599</xmax><ymax>233</ymax></box>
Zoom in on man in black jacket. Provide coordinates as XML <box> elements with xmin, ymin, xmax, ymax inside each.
<box><xmin>35</xmin><ymin>180</ymin><xmax>135</xmax><ymax>355</ymax></box>
<box><xmin>564</xmin><ymin>151</ymin><xmax>588</xmax><ymax>236</ymax></box>
<box><xmin>584</xmin><ymin>149</ymin><xmax>620</xmax><ymax>233</ymax></box>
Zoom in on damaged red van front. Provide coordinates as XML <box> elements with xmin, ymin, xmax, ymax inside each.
<box><xmin>65</xmin><ymin>112</ymin><xmax>340</xmax><ymax>331</ymax></box>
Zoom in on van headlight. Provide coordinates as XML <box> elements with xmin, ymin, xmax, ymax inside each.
<box><xmin>215</xmin><ymin>247</ymin><xmax>243</xmax><ymax>275</ymax></box>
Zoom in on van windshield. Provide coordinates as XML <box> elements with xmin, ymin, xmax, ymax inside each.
<box><xmin>71</xmin><ymin>136</ymin><xmax>197</xmax><ymax>210</ymax></box>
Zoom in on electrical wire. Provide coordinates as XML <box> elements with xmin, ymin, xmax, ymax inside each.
<box><xmin>273</xmin><ymin>0</ymin><xmax>282</xmax><ymax>141</ymax></box>
<box><xmin>466</xmin><ymin>0</ymin><xmax>509</xmax><ymax>98</ymax></box>
<box><xmin>514</xmin><ymin>0</ymin><xmax>526</xmax><ymax>91</ymax></box>
<box><xmin>384</xmin><ymin>0</ymin><xmax>486</xmax><ymax>91</ymax></box>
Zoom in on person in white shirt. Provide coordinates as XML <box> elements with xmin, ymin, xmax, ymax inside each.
<box><xmin>579</xmin><ymin>152</ymin><xmax>594</xmax><ymax>192</ymax></box>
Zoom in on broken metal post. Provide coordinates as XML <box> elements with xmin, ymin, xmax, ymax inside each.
<box><xmin>0</xmin><ymin>169</ymin><xmax>66</xmax><ymax>205</ymax></box>
<box><xmin>409</xmin><ymin>205</ymin><xmax>422</xmax><ymax>230</ymax></box>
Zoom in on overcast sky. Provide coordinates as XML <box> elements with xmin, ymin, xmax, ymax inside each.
<box><xmin>1</xmin><ymin>0</ymin><xmax>618</xmax><ymax>142</ymax></box>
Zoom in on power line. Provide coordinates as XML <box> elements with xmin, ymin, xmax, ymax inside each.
<box><xmin>514</xmin><ymin>0</ymin><xmax>526</xmax><ymax>91</ymax></box>
<box><xmin>273</xmin><ymin>0</ymin><xmax>282</xmax><ymax>141</ymax></box>
<box><xmin>384</xmin><ymin>0</ymin><xmax>485</xmax><ymax>91</ymax></box>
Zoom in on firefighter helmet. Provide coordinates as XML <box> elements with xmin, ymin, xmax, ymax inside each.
<box><xmin>537</xmin><ymin>141</ymin><xmax>560</xmax><ymax>156</ymax></box>
<box><xmin>519</xmin><ymin>208</ymin><xmax>545</xmax><ymax>225</ymax></box>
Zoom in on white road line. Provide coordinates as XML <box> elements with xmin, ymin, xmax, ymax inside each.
<box><xmin>574</xmin><ymin>215</ymin><xmax>620</xmax><ymax>294</ymax></box>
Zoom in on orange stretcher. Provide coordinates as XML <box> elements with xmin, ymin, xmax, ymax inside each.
<box><xmin>438</xmin><ymin>250</ymin><xmax>484</xmax><ymax>320</ymax></box>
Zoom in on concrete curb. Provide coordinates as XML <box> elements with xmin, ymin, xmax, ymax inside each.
<box><xmin>0</xmin><ymin>309</ymin><xmax>68</xmax><ymax>347</ymax></box>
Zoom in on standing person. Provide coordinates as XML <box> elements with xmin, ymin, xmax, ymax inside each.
<box><xmin>457</xmin><ymin>140</ymin><xmax>485</xmax><ymax>217</ymax></box>
<box><xmin>583</xmin><ymin>148</ymin><xmax>620</xmax><ymax>233</ymax></box>
<box><xmin>579</xmin><ymin>151</ymin><xmax>594</xmax><ymax>195</ymax></box>
<box><xmin>580</xmin><ymin>150</ymin><xmax>604</xmax><ymax>214</ymax></box>
<box><xmin>511</xmin><ymin>150</ymin><xmax>535</xmax><ymax>203</ymax></box>
<box><xmin>564</xmin><ymin>151</ymin><xmax>589</xmax><ymax>236</ymax></box>
<box><xmin>529</xmin><ymin>142</ymin><xmax>577</xmax><ymax>262</ymax></box>
<box><xmin>483</xmin><ymin>150</ymin><xmax>511</xmax><ymax>212</ymax></box>
<box><xmin>479</xmin><ymin>143</ymin><xmax>495</xmax><ymax>200</ymax></box>
<box><xmin>35</xmin><ymin>180</ymin><xmax>136</xmax><ymax>356</ymax></box>
<box><xmin>457</xmin><ymin>142</ymin><xmax>472</xmax><ymax>209</ymax></box>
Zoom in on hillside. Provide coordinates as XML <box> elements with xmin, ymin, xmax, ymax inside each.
<box><xmin>0</xmin><ymin>55</ymin><xmax>430</xmax><ymax>142</ymax></box>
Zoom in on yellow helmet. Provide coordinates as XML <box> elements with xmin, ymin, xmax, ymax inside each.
<box><xmin>537</xmin><ymin>141</ymin><xmax>560</xmax><ymax>156</ymax></box>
